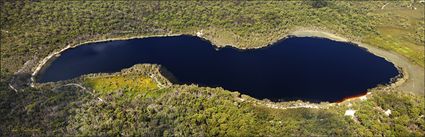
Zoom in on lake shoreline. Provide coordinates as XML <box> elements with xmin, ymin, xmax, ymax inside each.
<box><xmin>288</xmin><ymin>30</ymin><xmax>423</xmax><ymax>96</ymax></box>
<box><xmin>29</xmin><ymin>29</ymin><xmax>423</xmax><ymax>105</ymax></box>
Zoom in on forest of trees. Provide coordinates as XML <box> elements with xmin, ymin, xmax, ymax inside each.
<box><xmin>1</xmin><ymin>1</ymin><xmax>424</xmax><ymax>136</ymax></box>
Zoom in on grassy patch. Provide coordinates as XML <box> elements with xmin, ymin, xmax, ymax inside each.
<box><xmin>84</xmin><ymin>74</ymin><xmax>160</xmax><ymax>98</ymax></box>
<box><xmin>363</xmin><ymin>3</ymin><xmax>425</xmax><ymax>67</ymax></box>
<box><xmin>363</xmin><ymin>34</ymin><xmax>424</xmax><ymax>66</ymax></box>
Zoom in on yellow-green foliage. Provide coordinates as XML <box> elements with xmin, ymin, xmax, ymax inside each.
<box><xmin>364</xmin><ymin>34</ymin><xmax>424</xmax><ymax>66</ymax></box>
<box><xmin>85</xmin><ymin>74</ymin><xmax>157</xmax><ymax>97</ymax></box>
<box><xmin>363</xmin><ymin>3</ymin><xmax>425</xmax><ymax>66</ymax></box>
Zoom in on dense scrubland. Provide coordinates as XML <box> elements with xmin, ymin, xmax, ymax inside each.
<box><xmin>1</xmin><ymin>1</ymin><xmax>424</xmax><ymax>136</ymax></box>
<box><xmin>1</xmin><ymin>65</ymin><xmax>424</xmax><ymax>136</ymax></box>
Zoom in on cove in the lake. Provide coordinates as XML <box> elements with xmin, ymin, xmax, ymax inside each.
<box><xmin>37</xmin><ymin>35</ymin><xmax>399</xmax><ymax>102</ymax></box>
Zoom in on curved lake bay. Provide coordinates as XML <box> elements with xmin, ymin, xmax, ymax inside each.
<box><xmin>38</xmin><ymin>35</ymin><xmax>399</xmax><ymax>102</ymax></box>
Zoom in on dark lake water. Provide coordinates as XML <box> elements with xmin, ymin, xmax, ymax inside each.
<box><xmin>38</xmin><ymin>35</ymin><xmax>399</xmax><ymax>102</ymax></box>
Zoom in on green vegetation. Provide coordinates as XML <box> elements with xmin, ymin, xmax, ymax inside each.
<box><xmin>85</xmin><ymin>74</ymin><xmax>158</xmax><ymax>97</ymax></box>
<box><xmin>363</xmin><ymin>2</ymin><xmax>425</xmax><ymax>66</ymax></box>
<box><xmin>1</xmin><ymin>1</ymin><xmax>424</xmax><ymax>136</ymax></box>
<box><xmin>1</xmin><ymin>1</ymin><xmax>424</xmax><ymax>76</ymax></box>
<box><xmin>1</xmin><ymin>71</ymin><xmax>424</xmax><ymax>136</ymax></box>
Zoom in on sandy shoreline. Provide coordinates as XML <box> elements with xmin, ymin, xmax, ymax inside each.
<box><xmin>290</xmin><ymin>30</ymin><xmax>424</xmax><ymax>95</ymax></box>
